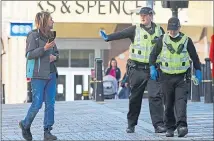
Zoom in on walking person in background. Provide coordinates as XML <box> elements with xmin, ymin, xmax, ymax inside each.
<box><xmin>105</xmin><ymin>58</ymin><xmax>121</xmax><ymax>99</ymax></box>
<box><xmin>209</xmin><ymin>35</ymin><xmax>214</xmax><ymax>83</ymax></box>
<box><xmin>19</xmin><ymin>11</ymin><xmax>59</xmax><ymax>141</ymax></box>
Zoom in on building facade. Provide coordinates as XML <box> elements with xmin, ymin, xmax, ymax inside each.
<box><xmin>1</xmin><ymin>1</ymin><xmax>213</xmax><ymax>104</ymax></box>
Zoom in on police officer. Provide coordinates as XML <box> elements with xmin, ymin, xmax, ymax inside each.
<box><xmin>100</xmin><ymin>7</ymin><xmax>166</xmax><ymax>133</ymax></box>
<box><xmin>149</xmin><ymin>17</ymin><xmax>202</xmax><ymax>137</ymax></box>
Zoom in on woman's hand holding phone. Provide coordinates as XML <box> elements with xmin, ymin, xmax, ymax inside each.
<box><xmin>44</xmin><ymin>40</ymin><xmax>55</xmax><ymax>51</ymax></box>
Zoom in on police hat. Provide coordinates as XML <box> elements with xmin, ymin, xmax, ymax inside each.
<box><xmin>167</xmin><ymin>17</ymin><xmax>181</xmax><ymax>30</ymax></box>
<box><xmin>139</xmin><ymin>7</ymin><xmax>155</xmax><ymax>15</ymax></box>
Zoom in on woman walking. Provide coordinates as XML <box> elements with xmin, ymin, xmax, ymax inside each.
<box><xmin>19</xmin><ymin>11</ymin><xmax>59</xmax><ymax>141</ymax></box>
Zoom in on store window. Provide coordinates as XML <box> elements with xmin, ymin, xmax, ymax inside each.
<box><xmin>57</xmin><ymin>49</ymin><xmax>95</xmax><ymax>68</ymax></box>
<box><xmin>70</xmin><ymin>50</ymin><xmax>94</xmax><ymax>68</ymax></box>
<box><xmin>56</xmin><ymin>49</ymin><xmax>69</xmax><ymax>67</ymax></box>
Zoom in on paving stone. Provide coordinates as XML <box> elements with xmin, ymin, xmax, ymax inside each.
<box><xmin>2</xmin><ymin>99</ymin><xmax>213</xmax><ymax>140</ymax></box>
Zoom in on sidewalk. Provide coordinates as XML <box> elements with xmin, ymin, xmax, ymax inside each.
<box><xmin>1</xmin><ymin>98</ymin><xmax>213</xmax><ymax>140</ymax></box>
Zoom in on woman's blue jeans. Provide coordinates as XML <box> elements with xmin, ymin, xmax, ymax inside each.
<box><xmin>22</xmin><ymin>73</ymin><xmax>57</xmax><ymax>130</ymax></box>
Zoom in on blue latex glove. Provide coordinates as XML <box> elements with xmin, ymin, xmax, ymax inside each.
<box><xmin>150</xmin><ymin>65</ymin><xmax>157</xmax><ymax>80</ymax></box>
<box><xmin>195</xmin><ymin>70</ymin><xmax>202</xmax><ymax>83</ymax></box>
<box><xmin>99</xmin><ymin>30</ymin><xmax>108</xmax><ymax>41</ymax></box>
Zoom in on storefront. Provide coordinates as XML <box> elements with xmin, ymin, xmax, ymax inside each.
<box><xmin>55</xmin><ymin>38</ymin><xmax>109</xmax><ymax>101</ymax></box>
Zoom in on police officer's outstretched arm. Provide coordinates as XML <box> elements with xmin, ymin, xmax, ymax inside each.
<box><xmin>186</xmin><ymin>38</ymin><xmax>202</xmax><ymax>82</ymax></box>
<box><xmin>99</xmin><ymin>26</ymin><xmax>136</xmax><ymax>42</ymax></box>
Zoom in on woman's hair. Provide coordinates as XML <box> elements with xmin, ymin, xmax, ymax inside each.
<box><xmin>35</xmin><ymin>11</ymin><xmax>52</xmax><ymax>37</ymax></box>
<box><xmin>109</xmin><ymin>58</ymin><xmax>117</xmax><ymax>68</ymax></box>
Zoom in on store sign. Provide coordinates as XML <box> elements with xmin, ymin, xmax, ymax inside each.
<box><xmin>37</xmin><ymin>1</ymin><xmax>146</xmax><ymax>23</ymax></box>
<box><xmin>38</xmin><ymin>1</ymin><xmax>144</xmax><ymax>15</ymax></box>
<box><xmin>10</xmin><ymin>22</ymin><xmax>33</xmax><ymax>37</ymax></box>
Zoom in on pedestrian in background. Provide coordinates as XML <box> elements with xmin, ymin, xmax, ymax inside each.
<box><xmin>105</xmin><ymin>58</ymin><xmax>121</xmax><ymax>82</ymax></box>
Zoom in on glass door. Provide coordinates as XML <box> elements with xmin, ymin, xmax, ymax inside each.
<box><xmin>70</xmin><ymin>69</ymin><xmax>92</xmax><ymax>100</ymax></box>
<box><xmin>57</xmin><ymin>68</ymin><xmax>73</xmax><ymax>101</ymax></box>
<box><xmin>56</xmin><ymin>75</ymin><xmax>66</xmax><ymax>101</ymax></box>
<box><xmin>57</xmin><ymin>68</ymin><xmax>92</xmax><ymax>101</ymax></box>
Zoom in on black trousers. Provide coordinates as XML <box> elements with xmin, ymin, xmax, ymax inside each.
<box><xmin>160</xmin><ymin>72</ymin><xmax>188</xmax><ymax>130</ymax></box>
<box><xmin>126</xmin><ymin>63</ymin><xmax>164</xmax><ymax>128</ymax></box>
<box><xmin>147</xmin><ymin>79</ymin><xmax>165</xmax><ymax>128</ymax></box>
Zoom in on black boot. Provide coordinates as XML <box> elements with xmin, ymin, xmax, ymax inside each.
<box><xmin>19</xmin><ymin>121</ymin><xmax>32</xmax><ymax>141</ymax></box>
<box><xmin>155</xmin><ymin>125</ymin><xmax>167</xmax><ymax>133</ymax></box>
<box><xmin>44</xmin><ymin>127</ymin><xmax>57</xmax><ymax>141</ymax></box>
<box><xmin>177</xmin><ymin>127</ymin><xmax>188</xmax><ymax>137</ymax></box>
<box><xmin>166</xmin><ymin>130</ymin><xmax>174</xmax><ymax>137</ymax></box>
<box><xmin>126</xmin><ymin>126</ymin><xmax>135</xmax><ymax>133</ymax></box>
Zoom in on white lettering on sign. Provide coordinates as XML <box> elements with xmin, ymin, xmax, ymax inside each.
<box><xmin>37</xmin><ymin>1</ymin><xmax>147</xmax><ymax>23</ymax></box>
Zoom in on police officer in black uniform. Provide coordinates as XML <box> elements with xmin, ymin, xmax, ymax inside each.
<box><xmin>100</xmin><ymin>7</ymin><xmax>167</xmax><ymax>133</ymax></box>
<box><xmin>149</xmin><ymin>17</ymin><xmax>202</xmax><ymax>137</ymax></box>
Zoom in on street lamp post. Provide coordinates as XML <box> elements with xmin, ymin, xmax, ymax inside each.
<box><xmin>172</xmin><ymin>8</ymin><xmax>178</xmax><ymax>18</ymax></box>
<box><xmin>146</xmin><ymin>0</ymin><xmax>154</xmax><ymax>9</ymax></box>
<box><xmin>161</xmin><ymin>1</ymin><xmax>189</xmax><ymax>18</ymax></box>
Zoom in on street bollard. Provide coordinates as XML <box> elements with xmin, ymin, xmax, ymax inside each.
<box><xmin>2</xmin><ymin>84</ymin><xmax>5</xmax><ymax>104</ymax></box>
<box><xmin>199</xmin><ymin>81</ymin><xmax>203</xmax><ymax>97</ymax></box>
<box><xmin>95</xmin><ymin>58</ymin><xmax>104</xmax><ymax>102</ymax></box>
<box><xmin>202</xmin><ymin>64</ymin><xmax>206</xmax><ymax>97</ymax></box>
<box><xmin>93</xmin><ymin>58</ymin><xmax>100</xmax><ymax>100</ymax></box>
<box><xmin>191</xmin><ymin>67</ymin><xmax>200</xmax><ymax>102</ymax></box>
<box><xmin>212</xmin><ymin>65</ymin><xmax>214</xmax><ymax>101</ymax></box>
<box><xmin>212</xmin><ymin>82</ymin><xmax>214</xmax><ymax>100</ymax></box>
<box><xmin>199</xmin><ymin>64</ymin><xmax>205</xmax><ymax>96</ymax></box>
<box><xmin>204</xmin><ymin>58</ymin><xmax>213</xmax><ymax>103</ymax></box>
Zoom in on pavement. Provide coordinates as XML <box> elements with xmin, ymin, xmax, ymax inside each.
<box><xmin>1</xmin><ymin>98</ymin><xmax>213</xmax><ymax>140</ymax></box>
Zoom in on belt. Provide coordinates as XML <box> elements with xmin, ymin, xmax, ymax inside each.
<box><xmin>161</xmin><ymin>71</ymin><xmax>186</xmax><ymax>76</ymax></box>
<box><xmin>127</xmin><ymin>59</ymin><xmax>150</xmax><ymax>70</ymax></box>
<box><xmin>136</xmin><ymin>64</ymin><xmax>150</xmax><ymax>70</ymax></box>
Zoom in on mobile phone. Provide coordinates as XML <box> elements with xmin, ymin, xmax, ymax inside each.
<box><xmin>48</xmin><ymin>37</ymin><xmax>55</xmax><ymax>43</ymax></box>
<box><xmin>48</xmin><ymin>31</ymin><xmax>56</xmax><ymax>43</ymax></box>
<box><xmin>53</xmin><ymin>31</ymin><xmax>56</xmax><ymax>38</ymax></box>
